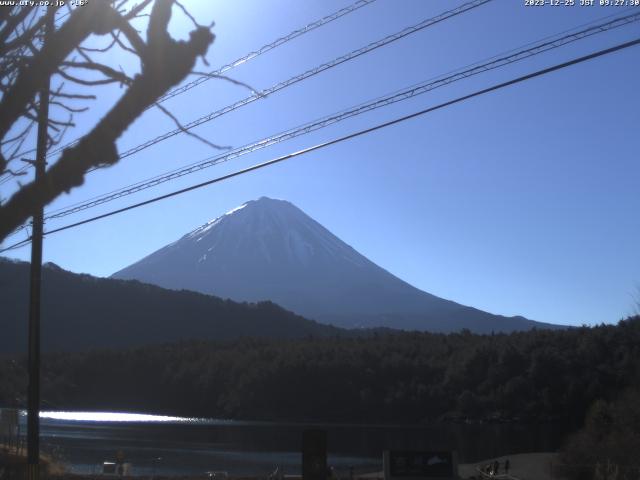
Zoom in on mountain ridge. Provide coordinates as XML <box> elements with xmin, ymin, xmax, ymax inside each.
<box><xmin>0</xmin><ymin>257</ymin><xmax>342</xmax><ymax>353</ymax></box>
<box><xmin>112</xmin><ymin>197</ymin><xmax>561</xmax><ymax>333</ymax></box>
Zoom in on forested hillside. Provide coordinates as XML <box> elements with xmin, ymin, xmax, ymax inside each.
<box><xmin>2</xmin><ymin>316</ymin><xmax>638</xmax><ymax>425</ymax></box>
<box><xmin>0</xmin><ymin>258</ymin><xmax>341</xmax><ymax>353</ymax></box>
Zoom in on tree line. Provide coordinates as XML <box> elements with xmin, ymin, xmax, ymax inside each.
<box><xmin>1</xmin><ymin>316</ymin><xmax>639</xmax><ymax>427</ymax></box>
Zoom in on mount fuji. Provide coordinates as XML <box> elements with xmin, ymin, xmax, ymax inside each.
<box><xmin>112</xmin><ymin>197</ymin><xmax>557</xmax><ymax>333</ymax></box>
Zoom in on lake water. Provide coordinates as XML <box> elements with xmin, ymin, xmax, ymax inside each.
<box><xmin>9</xmin><ymin>411</ymin><xmax>572</xmax><ymax>476</ymax></box>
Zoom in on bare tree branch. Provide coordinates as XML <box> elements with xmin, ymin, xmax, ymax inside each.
<box><xmin>61</xmin><ymin>60</ymin><xmax>134</xmax><ymax>85</ymax></box>
<box><xmin>50</xmin><ymin>91</ymin><xmax>97</xmax><ymax>100</ymax></box>
<box><xmin>124</xmin><ymin>0</ymin><xmax>155</xmax><ymax>20</ymax></box>
<box><xmin>0</xmin><ymin>168</ymin><xmax>28</xmax><ymax>178</ymax></box>
<box><xmin>57</xmin><ymin>68</ymin><xmax>122</xmax><ymax>86</ymax></box>
<box><xmin>155</xmin><ymin>102</ymin><xmax>231</xmax><ymax>151</ymax></box>
<box><xmin>191</xmin><ymin>71</ymin><xmax>260</xmax><ymax>95</ymax></box>
<box><xmin>0</xmin><ymin>1</ymin><xmax>118</xmax><ymax>141</ymax></box>
<box><xmin>174</xmin><ymin>0</ymin><xmax>200</xmax><ymax>28</ymax></box>
<box><xmin>78</xmin><ymin>36</ymin><xmax>119</xmax><ymax>54</ymax></box>
<box><xmin>49</xmin><ymin>101</ymin><xmax>89</xmax><ymax>113</ymax></box>
<box><xmin>0</xmin><ymin>0</ymin><xmax>215</xmax><ymax>241</ymax></box>
<box><xmin>113</xmin><ymin>15</ymin><xmax>148</xmax><ymax>58</ymax></box>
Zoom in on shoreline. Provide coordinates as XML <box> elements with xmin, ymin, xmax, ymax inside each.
<box><xmin>2</xmin><ymin>450</ymin><xmax>561</xmax><ymax>480</ymax></box>
<box><xmin>0</xmin><ymin>406</ymin><xmax>575</xmax><ymax>429</ymax></box>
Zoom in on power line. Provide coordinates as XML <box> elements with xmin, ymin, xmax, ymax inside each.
<box><xmin>3</xmin><ymin>35</ymin><xmax>637</xmax><ymax>253</ymax></box>
<box><xmin>4</xmin><ymin>8</ymin><xmax>638</xmax><ymax>241</ymax></box>
<box><xmin>30</xmin><ymin>8</ymin><xmax>640</xmax><ymax>219</ymax></box>
<box><xmin>4</xmin><ymin>6</ymin><xmax>637</xmax><ymax>239</ymax></box>
<box><xmin>0</xmin><ymin>0</ymin><xmax>488</xmax><ymax>184</ymax></box>
<box><xmin>0</xmin><ymin>0</ymin><xmax>378</xmax><ymax>186</ymax></box>
<box><xmin>37</xmin><ymin>11</ymin><xmax>640</xmax><ymax>224</ymax></box>
<box><xmin>43</xmin><ymin>0</ymin><xmax>378</xmax><ymax>160</ymax></box>
<box><xmin>3</xmin><ymin>7</ymin><xmax>634</xmax><ymax>241</ymax></box>
<box><xmin>107</xmin><ymin>0</ymin><xmax>491</xmax><ymax>163</ymax></box>
<box><xmin>0</xmin><ymin>163</ymin><xmax>31</xmax><ymax>186</ymax></box>
<box><xmin>1</xmin><ymin>237</ymin><xmax>32</xmax><ymax>253</ymax></box>
<box><xmin>155</xmin><ymin>0</ymin><xmax>378</xmax><ymax>105</ymax></box>
<box><xmin>3</xmin><ymin>0</ymin><xmax>489</xmax><ymax>190</ymax></box>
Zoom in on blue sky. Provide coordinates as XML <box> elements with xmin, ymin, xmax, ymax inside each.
<box><xmin>1</xmin><ymin>0</ymin><xmax>639</xmax><ymax>326</ymax></box>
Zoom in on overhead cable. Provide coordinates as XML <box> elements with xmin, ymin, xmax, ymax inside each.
<box><xmin>43</xmin><ymin>0</ymin><xmax>379</xmax><ymax>159</ymax></box>
<box><xmin>3</xmin><ymin>35</ymin><xmax>637</xmax><ymax>253</ymax></box>
<box><xmin>109</xmin><ymin>0</ymin><xmax>492</xmax><ymax>162</ymax></box>
<box><xmin>40</xmin><ymin>11</ymin><xmax>640</xmax><ymax>223</ymax></box>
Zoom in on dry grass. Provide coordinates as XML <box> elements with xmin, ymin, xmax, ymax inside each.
<box><xmin>0</xmin><ymin>446</ymin><xmax>66</xmax><ymax>476</ymax></box>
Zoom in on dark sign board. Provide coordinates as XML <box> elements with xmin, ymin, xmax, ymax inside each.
<box><xmin>302</xmin><ymin>429</ymin><xmax>327</xmax><ymax>480</ymax></box>
<box><xmin>384</xmin><ymin>451</ymin><xmax>456</xmax><ymax>479</ymax></box>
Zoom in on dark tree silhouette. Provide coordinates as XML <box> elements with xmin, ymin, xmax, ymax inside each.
<box><xmin>0</xmin><ymin>0</ymin><xmax>215</xmax><ymax>242</ymax></box>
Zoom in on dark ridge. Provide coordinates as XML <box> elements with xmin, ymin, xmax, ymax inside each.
<box><xmin>0</xmin><ymin>257</ymin><xmax>343</xmax><ymax>354</ymax></box>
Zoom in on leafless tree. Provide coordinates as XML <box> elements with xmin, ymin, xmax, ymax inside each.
<box><xmin>0</xmin><ymin>0</ymin><xmax>216</xmax><ymax>242</ymax></box>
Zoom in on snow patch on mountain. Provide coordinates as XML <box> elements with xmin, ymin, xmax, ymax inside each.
<box><xmin>187</xmin><ymin>202</ymin><xmax>249</xmax><ymax>242</ymax></box>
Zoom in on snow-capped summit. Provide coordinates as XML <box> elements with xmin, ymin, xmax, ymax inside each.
<box><xmin>175</xmin><ymin>197</ymin><xmax>369</xmax><ymax>269</ymax></box>
<box><xmin>112</xmin><ymin>197</ymin><xmax>555</xmax><ymax>333</ymax></box>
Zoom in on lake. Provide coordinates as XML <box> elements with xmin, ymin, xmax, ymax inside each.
<box><xmin>9</xmin><ymin>410</ymin><xmax>572</xmax><ymax>476</ymax></box>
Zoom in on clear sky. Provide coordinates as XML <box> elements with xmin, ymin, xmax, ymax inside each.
<box><xmin>1</xmin><ymin>0</ymin><xmax>639</xmax><ymax>327</ymax></box>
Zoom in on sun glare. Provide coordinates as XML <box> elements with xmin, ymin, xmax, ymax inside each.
<box><xmin>39</xmin><ymin>411</ymin><xmax>195</xmax><ymax>423</ymax></box>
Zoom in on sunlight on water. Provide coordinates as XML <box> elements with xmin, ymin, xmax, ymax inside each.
<box><xmin>38</xmin><ymin>411</ymin><xmax>198</xmax><ymax>423</ymax></box>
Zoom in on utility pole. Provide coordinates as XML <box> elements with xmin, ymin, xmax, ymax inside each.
<box><xmin>27</xmin><ymin>8</ymin><xmax>53</xmax><ymax>480</ymax></box>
